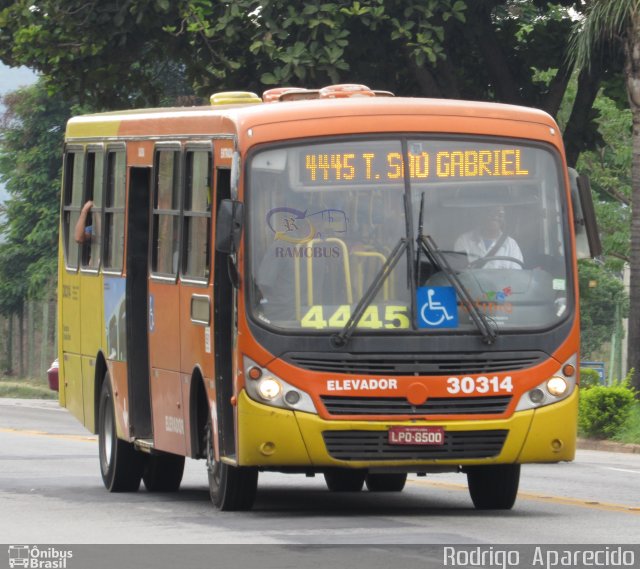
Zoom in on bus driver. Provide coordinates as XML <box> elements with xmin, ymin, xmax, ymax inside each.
<box><xmin>454</xmin><ymin>205</ymin><xmax>523</xmax><ymax>269</ymax></box>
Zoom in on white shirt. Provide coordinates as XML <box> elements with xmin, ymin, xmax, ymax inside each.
<box><xmin>454</xmin><ymin>231</ymin><xmax>523</xmax><ymax>269</ymax></box>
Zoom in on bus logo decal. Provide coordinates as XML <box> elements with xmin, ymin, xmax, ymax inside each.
<box><xmin>417</xmin><ymin>286</ymin><xmax>458</xmax><ymax>328</ymax></box>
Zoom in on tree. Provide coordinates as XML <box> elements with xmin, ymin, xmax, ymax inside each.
<box><xmin>568</xmin><ymin>0</ymin><xmax>640</xmax><ymax>392</ymax></box>
<box><xmin>0</xmin><ymin>80</ymin><xmax>77</xmax><ymax>307</ymax></box>
<box><xmin>578</xmin><ymin>261</ymin><xmax>627</xmax><ymax>359</ymax></box>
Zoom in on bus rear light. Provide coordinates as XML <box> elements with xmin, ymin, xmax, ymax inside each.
<box><xmin>516</xmin><ymin>355</ymin><xmax>577</xmax><ymax>412</ymax></box>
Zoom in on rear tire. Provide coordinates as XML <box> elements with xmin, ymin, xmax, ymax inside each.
<box><xmin>143</xmin><ymin>452</ymin><xmax>185</xmax><ymax>492</ymax></box>
<box><xmin>365</xmin><ymin>473</ymin><xmax>407</xmax><ymax>492</ymax></box>
<box><xmin>205</xmin><ymin>415</ymin><xmax>258</xmax><ymax>510</ymax></box>
<box><xmin>324</xmin><ymin>469</ymin><xmax>367</xmax><ymax>492</ymax></box>
<box><xmin>98</xmin><ymin>375</ymin><xmax>144</xmax><ymax>492</ymax></box>
<box><xmin>466</xmin><ymin>464</ymin><xmax>520</xmax><ymax>510</ymax></box>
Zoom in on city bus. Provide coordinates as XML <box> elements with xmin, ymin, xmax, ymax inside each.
<box><xmin>57</xmin><ymin>84</ymin><xmax>600</xmax><ymax>511</ymax></box>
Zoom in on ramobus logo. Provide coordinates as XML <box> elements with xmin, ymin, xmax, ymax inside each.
<box><xmin>8</xmin><ymin>546</ymin><xmax>73</xmax><ymax>569</ymax></box>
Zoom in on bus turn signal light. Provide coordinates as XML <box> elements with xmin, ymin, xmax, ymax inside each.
<box><xmin>248</xmin><ymin>366</ymin><xmax>262</xmax><ymax>381</ymax></box>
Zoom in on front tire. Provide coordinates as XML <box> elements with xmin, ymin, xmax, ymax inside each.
<box><xmin>365</xmin><ymin>473</ymin><xmax>407</xmax><ymax>492</ymax></box>
<box><xmin>205</xmin><ymin>416</ymin><xmax>258</xmax><ymax>510</ymax></box>
<box><xmin>143</xmin><ymin>452</ymin><xmax>185</xmax><ymax>492</ymax></box>
<box><xmin>466</xmin><ymin>464</ymin><xmax>520</xmax><ymax>510</ymax></box>
<box><xmin>324</xmin><ymin>469</ymin><xmax>367</xmax><ymax>492</ymax></box>
<box><xmin>98</xmin><ymin>375</ymin><xmax>144</xmax><ymax>492</ymax></box>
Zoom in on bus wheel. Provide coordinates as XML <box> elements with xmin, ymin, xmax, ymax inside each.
<box><xmin>466</xmin><ymin>464</ymin><xmax>520</xmax><ymax>510</ymax></box>
<box><xmin>324</xmin><ymin>469</ymin><xmax>366</xmax><ymax>492</ymax></box>
<box><xmin>365</xmin><ymin>473</ymin><xmax>407</xmax><ymax>492</ymax></box>
<box><xmin>205</xmin><ymin>416</ymin><xmax>258</xmax><ymax>511</ymax></box>
<box><xmin>143</xmin><ymin>452</ymin><xmax>185</xmax><ymax>492</ymax></box>
<box><xmin>98</xmin><ymin>375</ymin><xmax>144</xmax><ymax>492</ymax></box>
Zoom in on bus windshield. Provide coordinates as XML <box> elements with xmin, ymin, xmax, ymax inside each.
<box><xmin>248</xmin><ymin>137</ymin><xmax>570</xmax><ymax>334</ymax></box>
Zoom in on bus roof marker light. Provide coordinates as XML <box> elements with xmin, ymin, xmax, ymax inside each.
<box><xmin>210</xmin><ymin>91</ymin><xmax>262</xmax><ymax>106</ymax></box>
<box><xmin>319</xmin><ymin>84</ymin><xmax>375</xmax><ymax>99</ymax></box>
<box><xmin>262</xmin><ymin>87</ymin><xmax>309</xmax><ymax>103</ymax></box>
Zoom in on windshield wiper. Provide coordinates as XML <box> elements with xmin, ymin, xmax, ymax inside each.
<box><xmin>414</xmin><ymin>191</ymin><xmax>496</xmax><ymax>344</ymax></box>
<box><xmin>331</xmin><ymin>237</ymin><xmax>408</xmax><ymax>347</ymax></box>
<box><xmin>417</xmin><ymin>234</ymin><xmax>497</xmax><ymax>344</ymax></box>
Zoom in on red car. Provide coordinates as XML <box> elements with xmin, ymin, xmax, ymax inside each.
<box><xmin>47</xmin><ymin>359</ymin><xmax>59</xmax><ymax>391</ymax></box>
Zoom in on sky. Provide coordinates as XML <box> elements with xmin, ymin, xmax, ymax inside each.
<box><xmin>0</xmin><ymin>63</ymin><xmax>38</xmax><ymax>203</ymax></box>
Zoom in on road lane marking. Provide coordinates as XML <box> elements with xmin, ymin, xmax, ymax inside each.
<box><xmin>408</xmin><ymin>479</ymin><xmax>640</xmax><ymax>515</ymax></box>
<box><xmin>0</xmin><ymin>427</ymin><xmax>96</xmax><ymax>443</ymax></box>
<box><xmin>3</xmin><ymin>426</ymin><xmax>639</xmax><ymax>514</ymax></box>
<box><xmin>605</xmin><ymin>467</ymin><xmax>640</xmax><ymax>475</ymax></box>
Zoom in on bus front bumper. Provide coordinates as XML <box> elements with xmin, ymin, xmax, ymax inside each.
<box><xmin>236</xmin><ymin>389</ymin><xmax>577</xmax><ymax>469</ymax></box>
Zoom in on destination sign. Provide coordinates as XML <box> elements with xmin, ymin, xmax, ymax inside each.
<box><xmin>301</xmin><ymin>148</ymin><xmax>531</xmax><ymax>185</ymax></box>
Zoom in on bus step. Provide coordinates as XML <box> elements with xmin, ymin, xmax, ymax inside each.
<box><xmin>134</xmin><ymin>439</ymin><xmax>155</xmax><ymax>453</ymax></box>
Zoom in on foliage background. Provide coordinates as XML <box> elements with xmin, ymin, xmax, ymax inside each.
<box><xmin>0</xmin><ymin>0</ymin><xmax>634</xmax><ymax>384</ymax></box>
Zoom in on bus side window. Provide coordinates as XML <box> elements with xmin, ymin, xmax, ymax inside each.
<box><xmin>183</xmin><ymin>149</ymin><xmax>212</xmax><ymax>281</ymax></box>
<box><xmin>151</xmin><ymin>148</ymin><xmax>181</xmax><ymax>277</ymax></box>
<box><xmin>104</xmin><ymin>149</ymin><xmax>126</xmax><ymax>272</ymax></box>
<box><xmin>81</xmin><ymin>149</ymin><xmax>104</xmax><ymax>270</ymax></box>
<box><xmin>62</xmin><ymin>149</ymin><xmax>85</xmax><ymax>270</ymax></box>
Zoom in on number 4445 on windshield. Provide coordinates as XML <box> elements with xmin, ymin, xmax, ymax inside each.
<box><xmin>300</xmin><ymin>304</ymin><xmax>410</xmax><ymax>329</ymax></box>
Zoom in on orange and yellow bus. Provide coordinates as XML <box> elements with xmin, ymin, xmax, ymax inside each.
<box><xmin>58</xmin><ymin>84</ymin><xmax>600</xmax><ymax>510</ymax></box>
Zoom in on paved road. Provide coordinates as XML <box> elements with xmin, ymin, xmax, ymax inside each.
<box><xmin>1</xmin><ymin>398</ymin><xmax>639</xmax><ymax>545</ymax></box>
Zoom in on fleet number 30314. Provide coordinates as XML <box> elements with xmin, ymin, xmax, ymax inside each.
<box><xmin>446</xmin><ymin>375</ymin><xmax>513</xmax><ymax>394</ymax></box>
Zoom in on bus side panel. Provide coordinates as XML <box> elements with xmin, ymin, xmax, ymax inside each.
<box><xmin>60</xmin><ymin>269</ymin><xmax>82</xmax><ymax>422</ymax></box>
<box><xmin>150</xmin><ymin>368</ymin><xmax>187</xmax><ymax>455</ymax></box>
<box><xmin>80</xmin><ymin>273</ymin><xmax>104</xmax><ymax>432</ymax></box>
<box><xmin>108</xmin><ymin>360</ymin><xmax>130</xmax><ymax>440</ymax></box>
<box><xmin>80</xmin><ymin>274</ymin><xmax>103</xmax><ymax>357</ymax></box>
<box><xmin>62</xmin><ymin>353</ymin><xmax>84</xmax><ymax>423</ymax></box>
<box><xmin>80</xmin><ymin>356</ymin><xmax>97</xmax><ymax>433</ymax></box>
<box><xmin>148</xmin><ymin>282</ymin><xmax>181</xmax><ymax>372</ymax></box>
<box><xmin>179</xmin><ymin>283</ymin><xmax>214</xmax><ymax>379</ymax></box>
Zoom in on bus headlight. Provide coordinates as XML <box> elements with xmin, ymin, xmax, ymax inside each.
<box><xmin>516</xmin><ymin>355</ymin><xmax>577</xmax><ymax>411</ymax></box>
<box><xmin>257</xmin><ymin>378</ymin><xmax>282</xmax><ymax>401</ymax></box>
<box><xmin>243</xmin><ymin>357</ymin><xmax>317</xmax><ymax>414</ymax></box>
<box><xmin>547</xmin><ymin>376</ymin><xmax>568</xmax><ymax>396</ymax></box>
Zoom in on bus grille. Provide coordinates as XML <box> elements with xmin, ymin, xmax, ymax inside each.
<box><xmin>321</xmin><ymin>395</ymin><xmax>512</xmax><ymax>416</ymax></box>
<box><xmin>284</xmin><ymin>351</ymin><xmax>545</xmax><ymax>375</ymax></box>
<box><xmin>322</xmin><ymin>429</ymin><xmax>508</xmax><ymax>461</ymax></box>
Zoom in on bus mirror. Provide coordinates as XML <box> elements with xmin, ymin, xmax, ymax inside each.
<box><xmin>568</xmin><ymin>168</ymin><xmax>602</xmax><ymax>259</ymax></box>
<box><xmin>216</xmin><ymin>199</ymin><xmax>244</xmax><ymax>254</ymax></box>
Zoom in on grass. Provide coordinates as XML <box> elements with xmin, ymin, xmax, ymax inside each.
<box><xmin>612</xmin><ymin>402</ymin><xmax>640</xmax><ymax>445</ymax></box>
<box><xmin>0</xmin><ymin>376</ymin><xmax>57</xmax><ymax>399</ymax></box>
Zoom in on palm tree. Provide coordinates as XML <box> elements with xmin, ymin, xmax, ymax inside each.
<box><xmin>569</xmin><ymin>0</ymin><xmax>640</xmax><ymax>392</ymax></box>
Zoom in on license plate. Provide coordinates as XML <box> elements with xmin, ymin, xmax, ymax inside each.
<box><xmin>388</xmin><ymin>426</ymin><xmax>445</xmax><ymax>446</ymax></box>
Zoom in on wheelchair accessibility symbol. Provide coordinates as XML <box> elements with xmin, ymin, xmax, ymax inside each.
<box><xmin>417</xmin><ymin>286</ymin><xmax>459</xmax><ymax>329</ymax></box>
